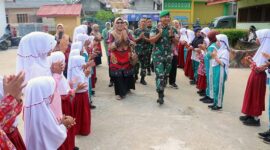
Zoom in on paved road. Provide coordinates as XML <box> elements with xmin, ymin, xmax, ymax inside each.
<box><xmin>0</xmin><ymin>48</ymin><xmax>269</xmax><ymax>150</ymax></box>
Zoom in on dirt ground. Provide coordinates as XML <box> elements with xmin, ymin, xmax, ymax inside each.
<box><xmin>0</xmin><ymin>48</ymin><xmax>269</xmax><ymax>150</ymax></box>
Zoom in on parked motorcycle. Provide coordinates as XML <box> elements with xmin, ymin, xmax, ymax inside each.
<box><xmin>0</xmin><ymin>33</ymin><xmax>21</xmax><ymax>50</ymax></box>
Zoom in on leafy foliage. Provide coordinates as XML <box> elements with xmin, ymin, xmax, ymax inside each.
<box><xmin>95</xmin><ymin>10</ymin><xmax>115</xmax><ymax>22</ymax></box>
<box><xmin>216</xmin><ymin>29</ymin><xmax>248</xmax><ymax>47</ymax></box>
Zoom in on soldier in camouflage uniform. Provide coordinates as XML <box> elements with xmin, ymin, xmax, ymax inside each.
<box><xmin>134</xmin><ymin>18</ymin><xmax>151</xmax><ymax>85</ymax></box>
<box><xmin>149</xmin><ymin>10</ymin><xmax>178</xmax><ymax>105</ymax></box>
<box><xmin>146</xmin><ymin>18</ymin><xmax>153</xmax><ymax>76</ymax></box>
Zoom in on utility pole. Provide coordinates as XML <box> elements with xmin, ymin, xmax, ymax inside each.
<box><xmin>0</xmin><ymin>0</ymin><xmax>7</xmax><ymax>36</ymax></box>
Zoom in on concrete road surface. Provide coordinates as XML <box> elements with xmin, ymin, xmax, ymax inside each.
<box><xmin>0</xmin><ymin>48</ymin><xmax>269</xmax><ymax>150</ymax></box>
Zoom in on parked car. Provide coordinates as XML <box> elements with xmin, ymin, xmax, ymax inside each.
<box><xmin>209</xmin><ymin>16</ymin><xmax>236</xmax><ymax>29</ymax></box>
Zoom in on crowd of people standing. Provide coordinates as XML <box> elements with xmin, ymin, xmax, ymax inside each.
<box><xmin>0</xmin><ymin>9</ymin><xmax>270</xmax><ymax>149</ymax></box>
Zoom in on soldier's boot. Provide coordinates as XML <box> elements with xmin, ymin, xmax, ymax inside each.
<box><xmin>135</xmin><ymin>74</ymin><xmax>138</xmax><ymax>81</ymax></box>
<box><xmin>140</xmin><ymin>76</ymin><xmax>147</xmax><ymax>85</ymax></box>
<box><xmin>147</xmin><ymin>68</ymin><xmax>151</xmax><ymax>76</ymax></box>
<box><xmin>157</xmin><ymin>90</ymin><xmax>164</xmax><ymax>105</ymax></box>
<box><xmin>151</xmin><ymin>62</ymin><xmax>154</xmax><ymax>72</ymax></box>
<box><xmin>164</xmin><ymin>76</ymin><xmax>168</xmax><ymax>88</ymax></box>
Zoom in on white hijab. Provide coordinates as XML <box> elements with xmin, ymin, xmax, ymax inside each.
<box><xmin>16</xmin><ymin>32</ymin><xmax>56</xmax><ymax>83</ymax></box>
<box><xmin>0</xmin><ymin>76</ymin><xmax>3</xmax><ymax>100</ymax></box>
<box><xmin>48</xmin><ymin>51</ymin><xmax>70</xmax><ymax>95</ymax></box>
<box><xmin>76</xmin><ymin>33</ymin><xmax>90</xmax><ymax>44</ymax></box>
<box><xmin>187</xmin><ymin>29</ymin><xmax>195</xmax><ymax>44</ymax></box>
<box><xmin>73</xmin><ymin>25</ymin><xmax>88</xmax><ymax>42</ymax></box>
<box><xmin>252</xmin><ymin>29</ymin><xmax>270</xmax><ymax>66</ymax></box>
<box><xmin>67</xmin><ymin>56</ymin><xmax>87</xmax><ymax>93</ymax></box>
<box><xmin>24</xmin><ymin>76</ymin><xmax>67</xmax><ymax>150</ymax></box>
<box><xmin>67</xmin><ymin>49</ymin><xmax>81</xmax><ymax>81</ymax></box>
<box><xmin>214</xmin><ymin>34</ymin><xmax>230</xmax><ymax>76</ymax></box>
<box><xmin>179</xmin><ymin>28</ymin><xmax>188</xmax><ymax>43</ymax></box>
<box><xmin>201</xmin><ymin>27</ymin><xmax>210</xmax><ymax>47</ymax></box>
<box><xmin>76</xmin><ymin>33</ymin><xmax>92</xmax><ymax>56</ymax></box>
<box><xmin>71</xmin><ymin>41</ymin><xmax>83</xmax><ymax>51</ymax></box>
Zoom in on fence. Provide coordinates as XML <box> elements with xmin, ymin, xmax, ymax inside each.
<box><xmin>15</xmin><ymin>23</ymin><xmax>56</xmax><ymax>37</ymax></box>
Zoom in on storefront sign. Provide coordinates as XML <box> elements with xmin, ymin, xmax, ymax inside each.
<box><xmin>125</xmin><ymin>14</ymin><xmax>160</xmax><ymax>21</ymax></box>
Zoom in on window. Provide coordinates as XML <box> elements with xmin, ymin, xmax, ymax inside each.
<box><xmin>238</xmin><ymin>4</ymin><xmax>270</xmax><ymax>23</ymax></box>
<box><xmin>219</xmin><ymin>20</ymin><xmax>230</xmax><ymax>28</ymax></box>
<box><xmin>17</xmin><ymin>14</ymin><xmax>28</xmax><ymax>23</ymax></box>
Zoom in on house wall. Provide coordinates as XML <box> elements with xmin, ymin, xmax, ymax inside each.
<box><xmin>55</xmin><ymin>16</ymin><xmax>81</xmax><ymax>39</ymax></box>
<box><xmin>134</xmin><ymin>0</ymin><xmax>154</xmax><ymax>11</ymax></box>
<box><xmin>167</xmin><ymin>0</ymin><xmax>226</xmax><ymax>27</ymax></box>
<box><xmin>5</xmin><ymin>8</ymin><xmax>39</xmax><ymax>24</ymax></box>
<box><xmin>81</xmin><ymin>0</ymin><xmax>101</xmax><ymax>13</ymax></box>
<box><xmin>237</xmin><ymin>0</ymin><xmax>270</xmax><ymax>29</ymax></box>
<box><xmin>0</xmin><ymin>0</ymin><xmax>6</xmax><ymax>36</ymax></box>
<box><xmin>194</xmin><ymin>2</ymin><xmax>225</xmax><ymax>26</ymax></box>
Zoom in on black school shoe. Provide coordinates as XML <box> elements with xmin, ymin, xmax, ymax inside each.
<box><xmin>259</xmin><ymin>130</ymin><xmax>270</xmax><ymax>139</ymax></box>
<box><xmin>243</xmin><ymin>117</ymin><xmax>260</xmax><ymax>126</ymax></box>
<box><xmin>202</xmin><ymin>98</ymin><xmax>214</xmax><ymax>104</ymax></box>
<box><xmin>91</xmin><ymin>91</ymin><xmax>95</xmax><ymax>96</ymax></box>
<box><xmin>208</xmin><ymin>104</ymin><xmax>215</xmax><ymax>108</ymax></box>
<box><xmin>170</xmin><ymin>83</ymin><xmax>178</xmax><ymax>89</ymax></box>
<box><xmin>200</xmin><ymin>96</ymin><xmax>209</xmax><ymax>101</ymax></box>
<box><xmin>211</xmin><ymin>106</ymin><xmax>222</xmax><ymax>111</ymax></box>
<box><xmin>189</xmin><ymin>80</ymin><xmax>196</xmax><ymax>85</ymax></box>
<box><xmin>90</xmin><ymin>104</ymin><xmax>96</xmax><ymax>109</ymax></box>
<box><xmin>74</xmin><ymin>146</ymin><xmax>79</xmax><ymax>150</ymax></box>
<box><xmin>263</xmin><ymin>136</ymin><xmax>270</xmax><ymax>144</ymax></box>
<box><xmin>108</xmin><ymin>81</ymin><xmax>114</xmax><ymax>87</ymax></box>
<box><xmin>239</xmin><ymin>115</ymin><xmax>252</xmax><ymax>122</ymax></box>
<box><xmin>197</xmin><ymin>90</ymin><xmax>204</xmax><ymax>94</ymax></box>
<box><xmin>199</xmin><ymin>91</ymin><xmax>206</xmax><ymax>97</ymax></box>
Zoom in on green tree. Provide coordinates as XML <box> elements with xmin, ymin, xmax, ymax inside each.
<box><xmin>95</xmin><ymin>10</ymin><xmax>114</xmax><ymax>22</ymax></box>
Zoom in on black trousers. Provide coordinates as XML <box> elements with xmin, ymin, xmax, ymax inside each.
<box><xmin>169</xmin><ymin>56</ymin><xmax>178</xmax><ymax>84</ymax></box>
<box><xmin>108</xmin><ymin>56</ymin><xmax>114</xmax><ymax>83</ymax></box>
<box><xmin>114</xmin><ymin>75</ymin><xmax>135</xmax><ymax>97</ymax></box>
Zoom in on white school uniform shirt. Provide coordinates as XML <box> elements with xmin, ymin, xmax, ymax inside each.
<box><xmin>212</xmin><ymin>34</ymin><xmax>230</xmax><ymax>76</ymax></box>
<box><xmin>252</xmin><ymin>29</ymin><xmax>270</xmax><ymax>66</ymax></box>
<box><xmin>68</xmin><ymin>55</ymin><xmax>89</xmax><ymax>93</ymax></box>
<box><xmin>24</xmin><ymin>76</ymin><xmax>67</xmax><ymax>150</ymax></box>
<box><xmin>16</xmin><ymin>32</ymin><xmax>57</xmax><ymax>127</ymax></box>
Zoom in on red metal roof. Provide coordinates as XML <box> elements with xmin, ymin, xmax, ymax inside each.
<box><xmin>207</xmin><ymin>0</ymin><xmax>238</xmax><ymax>6</ymax></box>
<box><xmin>37</xmin><ymin>4</ymin><xmax>82</xmax><ymax>17</ymax></box>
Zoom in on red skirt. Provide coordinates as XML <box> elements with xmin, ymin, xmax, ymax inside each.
<box><xmin>7</xmin><ymin>127</ymin><xmax>26</xmax><ymax>150</ymax></box>
<box><xmin>184</xmin><ymin>49</ymin><xmax>194</xmax><ymax>80</ymax></box>
<box><xmin>197</xmin><ymin>74</ymin><xmax>207</xmax><ymax>90</ymax></box>
<box><xmin>177</xmin><ymin>44</ymin><xmax>185</xmax><ymax>68</ymax></box>
<box><xmin>73</xmin><ymin>92</ymin><xmax>91</xmax><ymax>136</ymax></box>
<box><xmin>241</xmin><ymin>70</ymin><xmax>266</xmax><ymax>116</ymax></box>
<box><xmin>58</xmin><ymin>96</ymin><xmax>75</xmax><ymax>150</ymax></box>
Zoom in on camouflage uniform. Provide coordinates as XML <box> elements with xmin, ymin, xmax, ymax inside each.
<box><xmin>134</xmin><ymin>27</ymin><xmax>151</xmax><ymax>78</ymax></box>
<box><xmin>146</xmin><ymin>26</ymin><xmax>153</xmax><ymax>73</ymax></box>
<box><xmin>150</xmin><ymin>26</ymin><xmax>177</xmax><ymax>92</ymax></box>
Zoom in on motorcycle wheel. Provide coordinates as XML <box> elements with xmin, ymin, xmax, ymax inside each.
<box><xmin>0</xmin><ymin>42</ymin><xmax>8</xmax><ymax>50</ymax></box>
